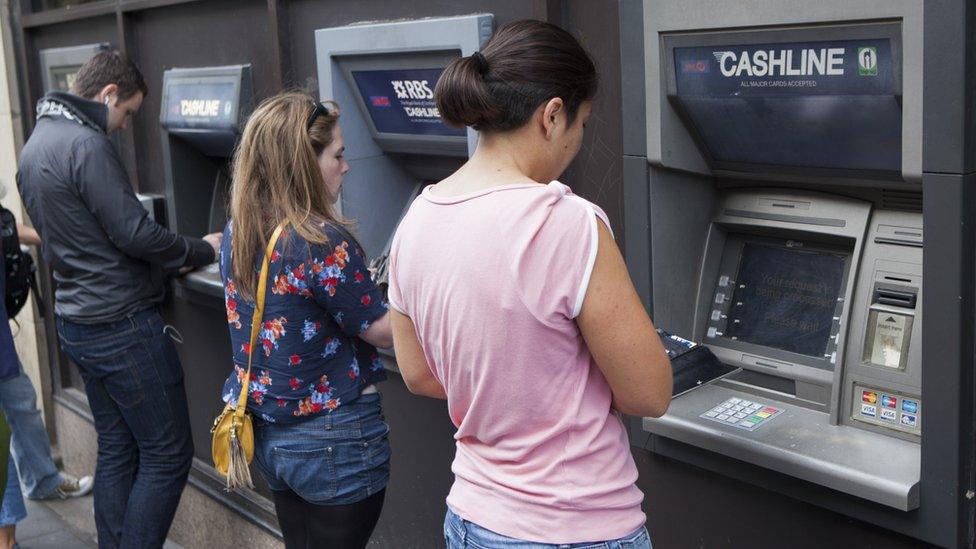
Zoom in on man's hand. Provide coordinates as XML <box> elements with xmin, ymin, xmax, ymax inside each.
<box><xmin>203</xmin><ymin>232</ymin><xmax>223</xmax><ymax>260</ymax></box>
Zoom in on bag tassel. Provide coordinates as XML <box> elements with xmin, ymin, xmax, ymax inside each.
<box><xmin>226</xmin><ymin>427</ymin><xmax>253</xmax><ymax>490</ymax></box>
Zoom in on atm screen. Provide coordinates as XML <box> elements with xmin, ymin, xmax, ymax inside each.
<box><xmin>351</xmin><ymin>68</ymin><xmax>464</xmax><ymax>137</ymax></box>
<box><xmin>49</xmin><ymin>65</ymin><xmax>81</xmax><ymax>93</ymax></box>
<box><xmin>164</xmin><ymin>81</ymin><xmax>237</xmax><ymax>130</ymax></box>
<box><xmin>726</xmin><ymin>244</ymin><xmax>845</xmax><ymax>357</ymax></box>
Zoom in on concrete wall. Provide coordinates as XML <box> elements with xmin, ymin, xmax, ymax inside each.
<box><xmin>0</xmin><ymin>0</ymin><xmax>52</xmax><ymax>429</ymax></box>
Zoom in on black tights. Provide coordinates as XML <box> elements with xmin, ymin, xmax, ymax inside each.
<box><xmin>272</xmin><ymin>488</ymin><xmax>386</xmax><ymax>549</ymax></box>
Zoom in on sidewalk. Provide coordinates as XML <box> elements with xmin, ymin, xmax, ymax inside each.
<box><xmin>16</xmin><ymin>497</ymin><xmax>184</xmax><ymax>549</ymax></box>
<box><xmin>17</xmin><ymin>500</ymin><xmax>94</xmax><ymax>548</ymax></box>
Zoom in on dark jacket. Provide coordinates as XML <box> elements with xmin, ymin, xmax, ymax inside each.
<box><xmin>17</xmin><ymin>91</ymin><xmax>215</xmax><ymax>323</ymax></box>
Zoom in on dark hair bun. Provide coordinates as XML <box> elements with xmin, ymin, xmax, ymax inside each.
<box><xmin>435</xmin><ymin>19</ymin><xmax>598</xmax><ymax>133</ymax></box>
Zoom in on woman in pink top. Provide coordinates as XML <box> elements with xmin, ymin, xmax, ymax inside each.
<box><xmin>388</xmin><ymin>20</ymin><xmax>672</xmax><ymax>548</ymax></box>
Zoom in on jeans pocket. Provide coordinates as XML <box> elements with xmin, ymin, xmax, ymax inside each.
<box><xmin>68</xmin><ymin>338</ymin><xmax>149</xmax><ymax>409</ymax></box>
<box><xmin>270</xmin><ymin>445</ymin><xmax>338</xmax><ymax>502</ymax></box>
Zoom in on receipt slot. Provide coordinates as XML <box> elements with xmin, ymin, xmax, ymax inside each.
<box><xmin>160</xmin><ymin>65</ymin><xmax>253</xmax><ymax>299</ymax></box>
<box><xmin>619</xmin><ymin>1</ymin><xmax>974</xmax><ymax>546</ymax></box>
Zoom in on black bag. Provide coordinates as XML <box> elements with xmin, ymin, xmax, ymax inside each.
<box><xmin>0</xmin><ymin>207</ymin><xmax>39</xmax><ymax>318</ymax></box>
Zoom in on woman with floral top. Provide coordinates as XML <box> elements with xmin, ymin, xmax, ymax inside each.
<box><xmin>218</xmin><ymin>92</ymin><xmax>392</xmax><ymax>548</ymax></box>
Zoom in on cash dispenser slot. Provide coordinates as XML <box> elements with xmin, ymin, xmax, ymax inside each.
<box><xmin>160</xmin><ymin>65</ymin><xmax>253</xmax><ymax>300</ymax></box>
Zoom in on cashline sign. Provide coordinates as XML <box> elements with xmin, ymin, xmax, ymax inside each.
<box><xmin>164</xmin><ymin>81</ymin><xmax>237</xmax><ymax>130</ymax></box>
<box><xmin>352</xmin><ymin>68</ymin><xmax>465</xmax><ymax>137</ymax></box>
<box><xmin>675</xmin><ymin>39</ymin><xmax>894</xmax><ymax>96</ymax></box>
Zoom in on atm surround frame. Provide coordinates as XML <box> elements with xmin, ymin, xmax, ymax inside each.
<box><xmin>661</xmin><ymin>21</ymin><xmax>904</xmax><ymax>182</ymax></box>
<box><xmin>628</xmin><ymin>0</ymin><xmax>976</xmax><ymax>545</ymax></box>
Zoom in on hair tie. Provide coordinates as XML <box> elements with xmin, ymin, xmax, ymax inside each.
<box><xmin>471</xmin><ymin>52</ymin><xmax>489</xmax><ymax>76</ymax></box>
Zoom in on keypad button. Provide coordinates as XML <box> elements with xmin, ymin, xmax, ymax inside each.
<box><xmin>725</xmin><ymin>416</ymin><xmax>739</xmax><ymax>423</ymax></box>
<box><xmin>734</xmin><ymin>413</ymin><xmax>747</xmax><ymax>419</ymax></box>
<box><xmin>705</xmin><ymin>411</ymin><xmax>719</xmax><ymax>418</ymax></box>
<box><xmin>717</xmin><ymin>414</ymin><xmax>730</xmax><ymax>420</ymax></box>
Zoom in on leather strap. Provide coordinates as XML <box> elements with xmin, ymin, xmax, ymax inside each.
<box><xmin>234</xmin><ymin>224</ymin><xmax>285</xmax><ymax>419</ymax></box>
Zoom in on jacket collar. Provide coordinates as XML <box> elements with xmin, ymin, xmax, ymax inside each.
<box><xmin>35</xmin><ymin>91</ymin><xmax>108</xmax><ymax>133</ymax></box>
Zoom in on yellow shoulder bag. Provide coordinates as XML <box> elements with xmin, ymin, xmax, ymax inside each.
<box><xmin>211</xmin><ymin>224</ymin><xmax>284</xmax><ymax>489</ymax></box>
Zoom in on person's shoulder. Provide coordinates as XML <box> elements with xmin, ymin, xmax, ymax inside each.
<box><xmin>23</xmin><ymin>118</ymin><xmax>96</xmax><ymax>158</ymax></box>
<box><xmin>285</xmin><ymin>220</ymin><xmax>360</xmax><ymax>256</ymax></box>
<box><xmin>547</xmin><ymin>181</ymin><xmax>611</xmax><ymax>228</ymax></box>
<box><xmin>70</xmin><ymin>132</ymin><xmax>113</xmax><ymax>155</ymax></box>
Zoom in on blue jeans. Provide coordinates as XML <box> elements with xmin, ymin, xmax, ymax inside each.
<box><xmin>444</xmin><ymin>508</ymin><xmax>652</xmax><ymax>549</ymax></box>
<box><xmin>0</xmin><ymin>363</ymin><xmax>61</xmax><ymax>499</ymax></box>
<box><xmin>253</xmin><ymin>392</ymin><xmax>391</xmax><ymax>505</ymax></box>
<box><xmin>57</xmin><ymin>308</ymin><xmax>193</xmax><ymax>549</ymax></box>
<box><xmin>0</xmin><ymin>450</ymin><xmax>25</xmax><ymax>527</ymax></box>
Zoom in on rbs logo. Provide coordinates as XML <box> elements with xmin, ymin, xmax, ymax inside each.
<box><xmin>391</xmin><ymin>80</ymin><xmax>434</xmax><ymax>100</ymax></box>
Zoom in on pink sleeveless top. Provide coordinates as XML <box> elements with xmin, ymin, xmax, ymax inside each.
<box><xmin>388</xmin><ymin>181</ymin><xmax>645</xmax><ymax>543</ymax></box>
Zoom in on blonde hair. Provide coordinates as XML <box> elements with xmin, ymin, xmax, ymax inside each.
<box><xmin>229</xmin><ymin>92</ymin><xmax>345</xmax><ymax>299</ymax></box>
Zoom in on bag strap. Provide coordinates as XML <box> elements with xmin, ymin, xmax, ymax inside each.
<box><xmin>234</xmin><ymin>224</ymin><xmax>285</xmax><ymax>419</ymax></box>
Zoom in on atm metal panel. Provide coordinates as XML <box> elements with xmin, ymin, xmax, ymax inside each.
<box><xmin>643</xmin><ymin>384</ymin><xmax>919</xmax><ymax>510</ymax></box>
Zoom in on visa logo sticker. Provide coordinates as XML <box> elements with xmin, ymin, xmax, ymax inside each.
<box><xmin>901</xmin><ymin>413</ymin><xmax>917</xmax><ymax>427</ymax></box>
<box><xmin>880</xmin><ymin>408</ymin><xmax>897</xmax><ymax>422</ymax></box>
<box><xmin>370</xmin><ymin>96</ymin><xmax>391</xmax><ymax>107</ymax></box>
<box><xmin>860</xmin><ymin>404</ymin><xmax>877</xmax><ymax>418</ymax></box>
<box><xmin>902</xmin><ymin>399</ymin><xmax>919</xmax><ymax>414</ymax></box>
<box><xmin>881</xmin><ymin>395</ymin><xmax>897</xmax><ymax>409</ymax></box>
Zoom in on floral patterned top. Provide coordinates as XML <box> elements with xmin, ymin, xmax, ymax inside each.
<box><xmin>219</xmin><ymin>220</ymin><xmax>388</xmax><ymax>423</ymax></box>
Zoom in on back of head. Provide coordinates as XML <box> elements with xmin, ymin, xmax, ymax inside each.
<box><xmin>230</xmin><ymin>91</ymin><xmax>343</xmax><ymax>299</ymax></box>
<box><xmin>70</xmin><ymin>50</ymin><xmax>148</xmax><ymax>101</ymax></box>
<box><xmin>435</xmin><ymin>19</ymin><xmax>598</xmax><ymax>133</ymax></box>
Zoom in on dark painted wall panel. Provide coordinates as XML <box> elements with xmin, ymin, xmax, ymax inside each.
<box><xmin>560</xmin><ymin>0</ymin><xmax>625</xmax><ymax>248</ymax></box>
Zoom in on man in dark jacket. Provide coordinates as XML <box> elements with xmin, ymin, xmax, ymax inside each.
<box><xmin>16</xmin><ymin>50</ymin><xmax>219</xmax><ymax>549</ymax></box>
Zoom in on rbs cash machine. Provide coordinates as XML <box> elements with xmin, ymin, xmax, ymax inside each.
<box><xmin>314</xmin><ymin>15</ymin><xmax>491</xmax><ymax>285</ymax></box>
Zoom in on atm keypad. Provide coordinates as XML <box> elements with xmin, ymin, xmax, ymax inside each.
<box><xmin>700</xmin><ymin>398</ymin><xmax>783</xmax><ymax>431</ymax></box>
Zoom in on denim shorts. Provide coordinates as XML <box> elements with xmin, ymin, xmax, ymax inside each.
<box><xmin>444</xmin><ymin>508</ymin><xmax>652</xmax><ymax>549</ymax></box>
<box><xmin>253</xmin><ymin>392</ymin><xmax>391</xmax><ymax>506</ymax></box>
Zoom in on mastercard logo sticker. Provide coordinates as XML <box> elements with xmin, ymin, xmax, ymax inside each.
<box><xmin>861</xmin><ymin>391</ymin><xmax>878</xmax><ymax>404</ymax></box>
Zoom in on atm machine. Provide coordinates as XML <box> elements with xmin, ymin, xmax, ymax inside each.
<box><xmin>160</xmin><ymin>65</ymin><xmax>253</xmax><ymax>298</ymax></box>
<box><xmin>314</xmin><ymin>15</ymin><xmax>491</xmax><ymax>261</ymax></box>
<box><xmin>622</xmin><ymin>1</ymin><xmax>974</xmax><ymax>547</ymax></box>
<box><xmin>158</xmin><ymin>65</ymin><xmax>255</xmax><ymax>479</ymax></box>
<box><xmin>39</xmin><ymin>43</ymin><xmax>108</xmax><ymax>93</ymax></box>
<box><xmin>313</xmin><ymin>14</ymin><xmax>492</xmax><ymax>543</ymax></box>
